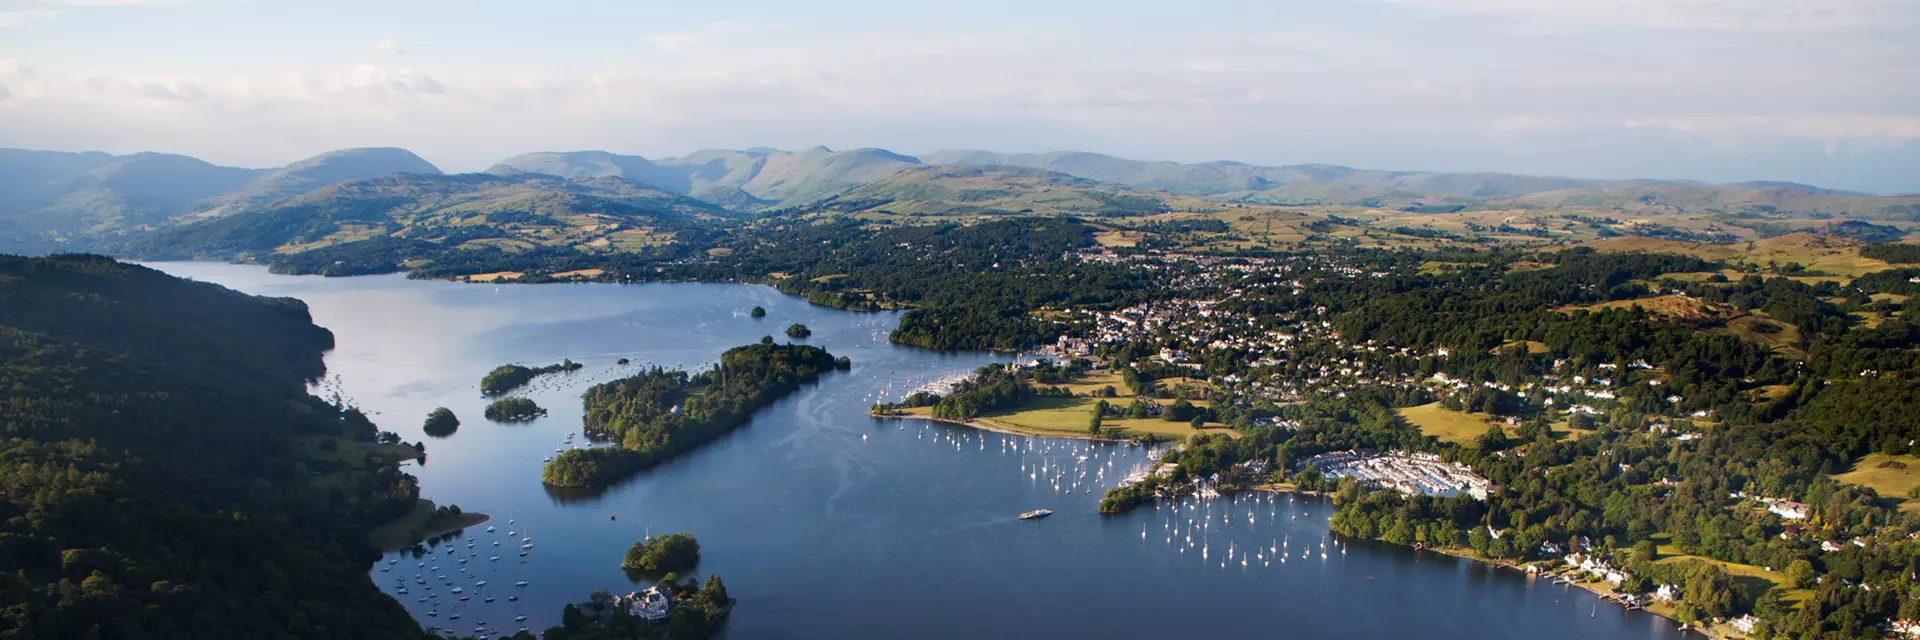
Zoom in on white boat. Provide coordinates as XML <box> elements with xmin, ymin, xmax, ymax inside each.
<box><xmin>515</xmin><ymin>580</ymin><xmax>528</xmax><ymax>587</ymax></box>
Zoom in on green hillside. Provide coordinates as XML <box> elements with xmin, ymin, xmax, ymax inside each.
<box><xmin>195</xmin><ymin>147</ymin><xmax>443</xmax><ymax>216</ymax></box>
<box><xmin>0</xmin><ymin>254</ymin><xmax>428</xmax><ymax>638</ymax></box>
<box><xmin>124</xmin><ymin>172</ymin><xmax>733</xmax><ymax>275</ymax></box>
<box><xmin>0</xmin><ymin>150</ymin><xmax>263</xmax><ymax>253</ymax></box>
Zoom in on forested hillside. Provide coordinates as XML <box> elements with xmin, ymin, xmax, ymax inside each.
<box><xmin>0</xmin><ymin>255</ymin><xmax>426</xmax><ymax>639</ymax></box>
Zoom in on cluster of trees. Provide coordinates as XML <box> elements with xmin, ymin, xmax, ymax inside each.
<box><xmin>481</xmin><ymin>359</ymin><xmax>584</xmax><ymax>395</ymax></box>
<box><xmin>544</xmin><ymin>574</ymin><xmax>734</xmax><ymax>640</ymax></box>
<box><xmin>543</xmin><ymin>340</ymin><xmax>848</xmax><ymax>487</ymax></box>
<box><xmin>877</xmin><ymin>363</ymin><xmax>1075</xmax><ymax>423</ymax></box>
<box><xmin>423</xmin><ymin>407</ymin><xmax>460</xmax><ymax>436</ymax></box>
<box><xmin>622</xmin><ymin>533</ymin><xmax>700</xmax><ymax>573</ymax></box>
<box><xmin>485</xmin><ymin>396</ymin><xmax>546</xmax><ymax>421</ymax></box>
<box><xmin>0</xmin><ymin>255</ymin><xmax>426</xmax><ymax>637</ymax></box>
<box><xmin>785</xmin><ymin>323</ymin><xmax>811</xmax><ymax>338</ymax></box>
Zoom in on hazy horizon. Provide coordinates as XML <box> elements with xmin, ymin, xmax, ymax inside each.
<box><xmin>2</xmin><ymin>0</ymin><xmax>1915</xmax><ymax>193</ymax></box>
<box><xmin>10</xmin><ymin>142</ymin><xmax>1916</xmax><ymax>196</ymax></box>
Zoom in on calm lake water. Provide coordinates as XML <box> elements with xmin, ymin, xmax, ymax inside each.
<box><xmin>153</xmin><ymin>262</ymin><xmax>1697</xmax><ymax>640</ymax></box>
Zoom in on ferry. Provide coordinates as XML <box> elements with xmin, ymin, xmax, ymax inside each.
<box><xmin>1019</xmin><ymin>509</ymin><xmax>1053</xmax><ymax>520</ymax></box>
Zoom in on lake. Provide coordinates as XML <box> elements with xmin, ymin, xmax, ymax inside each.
<box><xmin>153</xmin><ymin>262</ymin><xmax>1698</xmax><ymax>640</ymax></box>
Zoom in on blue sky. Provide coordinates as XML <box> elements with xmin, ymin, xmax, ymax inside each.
<box><xmin>2</xmin><ymin>0</ymin><xmax>1915</xmax><ymax>193</ymax></box>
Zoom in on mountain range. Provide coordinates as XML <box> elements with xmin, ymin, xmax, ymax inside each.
<box><xmin>5</xmin><ymin>144</ymin><xmax>1919</xmax><ymax>256</ymax></box>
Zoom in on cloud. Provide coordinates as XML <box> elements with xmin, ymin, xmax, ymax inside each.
<box><xmin>1</xmin><ymin>16</ymin><xmax>1914</xmax><ymax>191</ymax></box>
<box><xmin>1385</xmin><ymin>0</ymin><xmax>1913</xmax><ymax>30</ymax></box>
<box><xmin>42</xmin><ymin>0</ymin><xmax>167</xmax><ymax>6</ymax></box>
<box><xmin>370</xmin><ymin>39</ymin><xmax>404</xmax><ymax>56</ymax></box>
<box><xmin>0</xmin><ymin>9</ymin><xmax>60</xmax><ymax>27</ymax></box>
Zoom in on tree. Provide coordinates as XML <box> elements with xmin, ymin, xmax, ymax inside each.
<box><xmin>1476</xmin><ymin>424</ymin><xmax>1507</xmax><ymax>451</ymax></box>
<box><xmin>1631</xmin><ymin>539</ymin><xmax>1657</xmax><ymax>566</ymax></box>
<box><xmin>1088</xmin><ymin>402</ymin><xmax>1106</xmax><ymax>435</ymax></box>
<box><xmin>624</xmin><ymin>532</ymin><xmax>701</xmax><ymax>572</ymax></box>
<box><xmin>749</xmin><ymin>306</ymin><xmax>766</xmax><ymax>318</ymax></box>
<box><xmin>1784</xmin><ymin>559</ymin><xmax>1815</xmax><ymax>589</ymax></box>
<box><xmin>700</xmin><ymin>575</ymin><xmax>730</xmax><ymax>605</ymax></box>
<box><xmin>785</xmin><ymin>323</ymin><xmax>812</xmax><ymax>338</ymax></box>
<box><xmin>423</xmin><ymin>407</ymin><xmax>460</xmax><ymax>437</ymax></box>
<box><xmin>1166</xmin><ymin>399</ymin><xmax>1198</xmax><ymax>422</ymax></box>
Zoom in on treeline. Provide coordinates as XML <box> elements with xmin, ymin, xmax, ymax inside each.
<box><xmin>0</xmin><ymin>255</ymin><xmax>426</xmax><ymax>638</ymax></box>
<box><xmin>1861</xmin><ymin>242</ymin><xmax>1920</xmax><ymax>264</ymax></box>
<box><xmin>542</xmin><ymin>340</ymin><xmax>848</xmax><ymax>487</ymax></box>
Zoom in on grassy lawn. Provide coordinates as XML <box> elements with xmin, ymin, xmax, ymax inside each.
<box><xmin>1491</xmin><ymin>340</ymin><xmax>1551</xmax><ymax>355</ymax></box>
<box><xmin>1056</xmin><ymin>370</ymin><xmax>1125</xmax><ymax>396</ymax></box>
<box><xmin>369</xmin><ymin>498</ymin><xmax>490</xmax><ymax>551</ymax></box>
<box><xmin>1400</xmin><ymin>402</ymin><xmax>1504</xmax><ymax>445</ymax></box>
<box><xmin>1400</xmin><ymin>402</ymin><xmax>1588</xmax><ymax>445</ymax></box>
<box><xmin>980</xmin><ymin>396</ymin><xmax>1209</xmax><ymax>439</ymax></box>
<box><xmin>1647</xmin><ymin>533</ymin><xmax>1808</xmax><ymax>606</ymax></box>
<box><xmin>885</xmin><ymin>397</ymin><xmax>1210</xmax><ymax>440</ymax></box>
<box><xmin>1835</xmin><ymin>453</ymin><xmax>1920</xmax><ymax>511</ymax></box>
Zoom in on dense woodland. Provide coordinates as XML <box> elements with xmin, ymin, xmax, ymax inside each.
<box><xmin>0</xmin><ymin>255</ymin><xmax>426</xmax><ymax>639</ymax></box>
<box><xmin>542</xmin><ymin>340</ymin><xmax>849</xmax><ymax>488</ymax></box>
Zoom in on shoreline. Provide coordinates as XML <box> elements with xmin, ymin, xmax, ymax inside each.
<box><xmin>369</xmin><ymin>498</ymin><xmax>493</xmax><ymax>552</ymax></box>
<box><xmin>870</xmin><ymin>412</ymin><xmax>1139</xmax><ymax>444</ymax></box>
<box><xmin>1246</xmin><ymin>485</ymin><xmax>1715</xmax><ymax>638</ymax></box>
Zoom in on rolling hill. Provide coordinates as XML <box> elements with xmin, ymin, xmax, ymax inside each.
<box><xmin>490</xmin><ymin>145</ymin><xmax>919</xmax><ymax>209</ymax></box>
<box><xmin>194</xmin><ymin>147</ymin><xmax>444</xmax><ymax>216</ymax></box>
<box><xmin>125</xmin><ymin>172</ymin><xmax>733</xmax><ymax>267</ymax></box>
<box><xmin>0</xmin><ymin>149</ymin><xmax>265</xmax><ymax>252</ymax></box>
<box><xmin>793</xmin><ymin>165</ymin><xmax>1176</xmax><ymax>218</ymax></box>
<box><xmin>0</xmin><ymin>147</ymin><xmax>444</xmax><ymax>254</ymax></box>
<box><xmin>921</xmin><ymin>149</ymin><xmax>1675</xmax><ymax>199</ymax></box>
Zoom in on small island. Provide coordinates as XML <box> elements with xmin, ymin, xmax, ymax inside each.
<box><xmin>542</xmin><ymin>339</ymin><xmax>848</xmax><ymax>488</ymax></box>
<box><xmin>748</xmin><ymin>306</ymin><xmax>766</xmax><ymax>318</ymax></box>
<box><xmin>784</xmin><ymin>323</ymin><xmax>811</xmax><ymax>339</ymax></box>
<box><xmin>422</xmin><ymin>406</ymin><xmax>460</xmax><ymax>437</ymax></box>
<box><xmin>481</xmin><ymin>359</ymin><xmax>584</xmax><ymax>395</ymax></box>
<box><xmin>623</xmin><ymin>532</ymin><xmax>701</xmax><ymax>572</ymax></box>
<box><xmin>485</xmin><ymin>396</ymin><xmax>547</xmax><ymax>421</ymax></box>
<box><xmin>552</xmin><ymin>574</ymin><xmax>733</xmax><ymax>638</ymax></box>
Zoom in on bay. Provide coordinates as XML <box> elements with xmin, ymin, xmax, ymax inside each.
<box><xmin>152</xmin><ymin>262</ymin><xmax>1697</xmax><ymax>640</ymax></box>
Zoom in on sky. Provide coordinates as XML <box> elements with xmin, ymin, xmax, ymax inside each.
<box><xmin>1</xmin><ymin>0</ymin><xmax>1915</xmax><ymax>193</ymax></box>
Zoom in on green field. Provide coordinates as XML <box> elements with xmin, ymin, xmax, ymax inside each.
<box><xmin>1399</xmin><ymin>402</ymin><xmax>1503</xmax><ymax>445</ymax></box>
<box><xmin>1647</xmin><ymin>536</ymin><xmax>1810</xmax><ymax>609</ymax></box>
<box><xmin>1835</xmin><ymin>453</ymin><xmax>1920</xmax><ymax>511</ymax></box>
<box><xmin>979</xmin><ymin>396</ymin><xmax>1211</xmax><ymax>439</ymax></box>
<box><xmin>1399</xmin><ymin>402</ymin><xmax>1591</xmax><ymax>445</ymax></box>
<box><xmin>889</xmin><ymin>395</ymin><xmax>1215</xmax><ymax>440</ymax></box>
